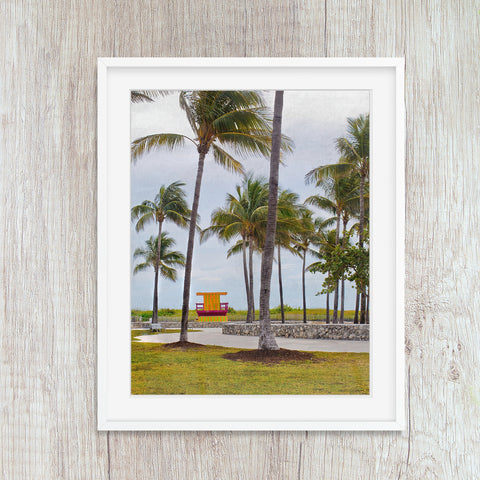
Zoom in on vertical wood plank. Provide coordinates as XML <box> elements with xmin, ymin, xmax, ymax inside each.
<box><xmin>0</xmin><ymin>0</ymin><xmax>114</xmax><ymax>478</ymax></box>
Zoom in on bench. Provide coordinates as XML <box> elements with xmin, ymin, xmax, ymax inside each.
<box><xmin>150</xmin><ymin>323</ymin><xmax>165</xmax><ymax>332</ymax></box>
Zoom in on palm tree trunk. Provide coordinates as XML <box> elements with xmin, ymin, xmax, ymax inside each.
<box><xmin>152</xmin><ymin>221</ymin><xmax>163</xmax><ymax>325</ymax></box>
<box><xmin>339</xmin><ymin>279</ymin><xmax>345</xmax><ymax>324</ymax></box>
<box><xmin>339</xmin><ymin>217</ymin><xmax>347</xmax><ymax>324</ymax></box>
<box><xmin>359</xmin><ymin>175</ymin><xmax>365</xmax><ymax>246</ymax></box>
<box><xmin>180</xmin><ymin>150</ymin><xmax>206</xmax><ymax>342</ymax></box>
<box><xmin>326</xmin><ymin>292</ymin><xmax>330</xmax><ymax>324</ymax></box>
<box><xmin>332</xmin><ymin>282</ymin><xmax>339</xmax><ymax>323</ymax></box>
<box><xmin>278</xmin><ymin>245</ymin><xmax>285</xmax><ymax>324</ymax></box>
<box><xmin>242</xmin><ymin>236</ymin><xmax>252</xmax><ymax>323</ymax></box>
<box><xmin>152</xmin><ymin>267</ymin><xmax>159</xmax><ymax>324</ymax></box>
<box><xmin>332</xmin><ymin>210</ymin><xmax>341</xmax><ymax>323</ymax></box>
<box><xmin>248</xmin><ymin>238</ymin><xmax>255</xmax><ymax>322</ymax></box>
<box><xmin>258</xmin><ymin>90</ymin><xmax>283</xmax><ymax>350</ymax></box>
<box><xmin>359</xmin><ymin>174</ymin><xmax>367</xmax><ymax>324</ymax></box>
<box><xmin>302</xmin><ymin>251</ymin><xmax>307</xmax><ymax>323</ymax></box>
<box><xmin>360</xmin><ymin>293</ymin><xmax>367</xmax><ymax>324</ymax></box>
<box><xmin>366</xmin><ymin>291</ymin><xmax>370</xmax><ymax>324</ymax></box>
<box><xmin>354</xmin><ymin>291</ymin><xmax>360</xmax><ymax>324</ymax></box>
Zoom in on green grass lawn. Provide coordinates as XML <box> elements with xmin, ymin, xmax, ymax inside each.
<box><xmin>132</xmin><ymin>329</ymin><xmax>202</xmax><ymax>339</ymax></box>
<box><xmin>132</xmin><ymin>308</ymin><xmax>356</xmax><ymax>322</ymax></box>
<box><xmin>131</xmin><ymin>330</ymin><xmax>369</xmax><ymax>395</ymax></box>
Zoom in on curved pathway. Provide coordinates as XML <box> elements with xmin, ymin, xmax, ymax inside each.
<box><xmin>134</xmin><ymin>328</ymin><xmax>369</xmax><ymax>353</ymax></box>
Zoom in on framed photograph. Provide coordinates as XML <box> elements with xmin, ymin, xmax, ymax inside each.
<box><xmin>98</xmin><ymin>58</ymin><xmax>405</xmax><ymax>431</ymax></box>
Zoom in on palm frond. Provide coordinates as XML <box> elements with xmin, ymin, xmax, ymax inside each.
<box><xmin>304</xmin><ymin>162</ymin><xmax>353</xmax><ymax>185</ymax></box>
<box><xmin>212</xmin><ymin>108</ymin><xmax>272</xmax><ymax>133</ymax></box>
<box><xmin>131</xmin><ymin>133</ymin><xmax>192</xmax><ymax>161</ymax></box>
<box><xmin>133</xmin><ymin>212</ymin><xmax>155</xmax><ymax>232</ymax></box>
<box><xmin>215</xmin><ymin>132</ymin><xmax>272</xmax><ymax>158</ymax></box>
<box><xmin>304</xmin><ymin>195</ymin><xmax>336</xmax><ymax>213</ymax></box>
<box><xmin>211</xmin><ymin>144</ymin><xmax>245</xmax><ymax>174</ymax></box>
<box><xmin>131</xmin><ymin>203</ymin><xmax>154</xmax><ymax>221</ymax></box>
<box><xmin>162</xmin><ymin>250</ymin><xmax>185</xmax><ymax>266</ymax></box>
<box><xmin>179</xmin><ymin>91</ymin><xmax>200</xmax><ymax>136</ymax></box>
<box><xmin>133</xmin><ymin>262</ymin><xmax>150</xmax><ymax>274</ymax></box>
<box><xmin>226</xmin><ymin>239</ymin><xmax>244</xmax><ymax>258</ymax></box>
<box><xmin>160</xmin><ymin>265</ymin><xmax>177</xmax><ymax>281</ymax></box>
<box><xmin>130</xmin><ymin>90</ymin><xmax>172</xmax><ymax>103</ymax></box>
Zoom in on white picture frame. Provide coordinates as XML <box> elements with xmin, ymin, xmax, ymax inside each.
<box><xmin>97</xmin><ymin>57</ymin><xmax>405</xmax><ymax>431</ymax></box>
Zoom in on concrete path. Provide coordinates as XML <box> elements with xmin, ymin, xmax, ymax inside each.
<box><xmin>134</xmin><ymin>328</ymin><xmax>369</xmax><ymax>353</ymax></box>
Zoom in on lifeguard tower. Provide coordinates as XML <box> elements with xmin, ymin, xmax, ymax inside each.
<box><xmin>195</xmin><ymin>292</ymin><xmax>228</xmax><ymax>322</ymax></box>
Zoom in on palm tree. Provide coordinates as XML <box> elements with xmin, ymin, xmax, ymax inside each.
<box><xmin>274</xmin><ymin>189</ymin><xmax>303</xmax><ymax>323</ymax></box>
<box><xmin>292</xmin><ymin>210</ymin><xmax>328</xmax><ymax>324</ymax></box>
<box><xmin>305</xmin><ymin>175</ymin><xmax>359</xmax><ymax>323</ymax></box>
<box><xmin>304</xmin><ymin>186</ymin><xmax>339</xmax><ymax>322</ymax></box>
<box><xmin>305</xmin><ymin>114</ymin><xmax>369</xmax><ymax>323</ymax></box>
<box><xmin>201</xmin><ymin>174</ymin><xmax>269</xmax><ymax>323</ymax></box>
<box><xmin>132</xmin><ymin>91</ymin><xmax>293</xmax><ymax>342</ymax></box>
<box><xmin>202</xmin><ymin>180</ymin><xmax>303</xmax><ymax>324</ymax></box>
<box><xmin>307</xmin><ymin>229</ymin><xmax>337</xmax><ymax>323</ymax></box>
<box><xmin>258</xmin><ymin>91</ymin><xmax>285</xmax><ymax>350</ymax></box>
<box><xmin>133</xmin><ymin>234</ymin><xmax>186</xmax><ymax>320</ymax></box>
<box><xmin>338</xmin><ymin>177</ymin><xmax>360</xmax><ymax>323</ymax></box>
<box><xmin>131</xmin><ymin>181</ymin><xmax>190</xmax><ymax>324</ymax></box>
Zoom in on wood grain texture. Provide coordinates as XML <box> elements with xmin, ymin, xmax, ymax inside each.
<box><xmin>1</xmin><ymin>0</ymin><xmax>479</xmax><ymax>478</ymax></box>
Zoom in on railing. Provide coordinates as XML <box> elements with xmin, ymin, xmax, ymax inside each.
<box><xmin>196</xmin><ymin>303</ymin><xmax>229</xmax><ymax>311</ymax></box>
<box><xmin>195</xmin><ymin>302</ymin><xmax>229</xmax><ymax>316</ymax></box>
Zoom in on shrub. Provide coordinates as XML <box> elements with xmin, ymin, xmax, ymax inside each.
<box><xmin>131</xmin><ymin>309</ymin><xmax>177</xmax><ymax>320</ymax></box>
<box><xmin>270</xmin><ymin>304</ymin><xmax>297</xmax><ymax>314</ymax></box>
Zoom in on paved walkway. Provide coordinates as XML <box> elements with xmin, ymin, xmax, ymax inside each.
<box><xmin>134</xmin><ymin>328</ymin><xmax>369</xmax><ymax>353</ymax></box>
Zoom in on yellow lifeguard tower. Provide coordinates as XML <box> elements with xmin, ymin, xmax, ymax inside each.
<box><xmin>195</xmin><ymin>292</ymin><xmax>228</xmax><ymax>322</ymax></box>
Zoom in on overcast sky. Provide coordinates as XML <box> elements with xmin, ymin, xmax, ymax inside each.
<box><xmin>130</xmin><ymin>91</ymin><xmax>369</xmax><ymax>311</ymax></box>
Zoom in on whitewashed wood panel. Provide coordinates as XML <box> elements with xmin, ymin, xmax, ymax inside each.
<box><xmin>1</xmin><ymin>0</ymin><xmax>479</xmax><ymax>478</ymax></box>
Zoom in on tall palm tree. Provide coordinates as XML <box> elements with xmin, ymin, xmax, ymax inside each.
<box><xmin>201</xmin><ymin>174</ymin><xmax>269</xmax><ymax>323</ymax></box>
<box><xmin>305</xmin><ymin>114</ymin><xmax>369</xmax><ymax>323</ymax></box>
<box><xmin>292</xmin><ymin>211</ymin><xmax>330</xmax><ymax>324</ymax></box>
<box><xmin>133</xmin><ymin>234</ymin><xmax>185</xmax><ymax>320</ymax></box>
<box><xmin>274</xmin><ymin>189</ymin><xmax>303</xmax><ymax>323</ymax></box>
<box><xmin>304</xmin><ymin>187</ymin><xmax>339</xmax><ymax>322</ymax></box>
<box><xmin>305</xmin><ymin>175</ymin><xmax>359</xmax><ymax>323</ymax></box>
<box><xmin>258</xmin><ymin>91</ymin><xmax>285</xmax><ymax>351</ymax></box>
<box><xmin>307</xmin><ymin>229</ymin><xmax>337</xmax><ymax>323</ymax></box>
<box><xmin>132</xmin><ymin>91</ymin><xmax>293</xmax><ymax>342</ymax></box>
<box><xmin>131</xmin><ymin>181</ymin><xmax>190</xmax><ymax>324</ymax></box>
<box><xmin>203</xmin><ymin>180</ymin><xmax>302</xmax><ymax>324</ymax></box>
<box><xmin>338</xmin><ymin>177</ymin><xmax>360</xmax><ymax>323</ymax></box>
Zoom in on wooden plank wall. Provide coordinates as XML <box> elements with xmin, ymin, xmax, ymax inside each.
<box><xmin>1</xmin><ymin>0</ymin><xmax>479</xmax><ymax>478</ymax></box>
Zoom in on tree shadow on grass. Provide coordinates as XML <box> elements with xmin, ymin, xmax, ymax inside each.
<box><xmin>162</xmin><ymin>341</ymin><xmax>207</xmax><ymax>350</ymax></box>
<box><xmin>222</xmin><ymin>348</ymin><xmax>325</xmax><ymax>365</ymax></box>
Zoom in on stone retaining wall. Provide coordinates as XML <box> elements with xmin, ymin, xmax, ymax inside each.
<box><xmin>131</xmin><ymin>322</ymin><xmax>148</xmax><ymax>328</ymax></box>
<box><xmin>132</xmin><ymin>319</ymin><xmax>342</xmax><ymax>328</ymax></box>
<box><xmin>222</xmin><ymin>323</ymin><xmax>369</xmax><ymax>341</ymax></box>
<box><xmin>131</xmin><ymin>321</ymin><xmax>235</xmax><ymax>329</ymax></box>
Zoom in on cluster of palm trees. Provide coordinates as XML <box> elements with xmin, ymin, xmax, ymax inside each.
<box><xmin>200</xmin><ymin>175</ymin><xmax>305</xmax><ymax>324</ymax></box>
<box><xmin>200</xmin><ymin>112</ymin><xmax>370</xmax><ymax>327</ymax></box>
<box><xmin>131</xmin><ymin>181</ymin><xmax>190</xmax><ymax>326</ymax></box>
<box><xmin>130</xmin><ymin>89</ymin><xmax>369</xmax><ymax>350</ymax></box>
<box><xmin>306</xmin><ymin>114</ymin><xmax>370</xmax><ymax>324</ymax></box>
